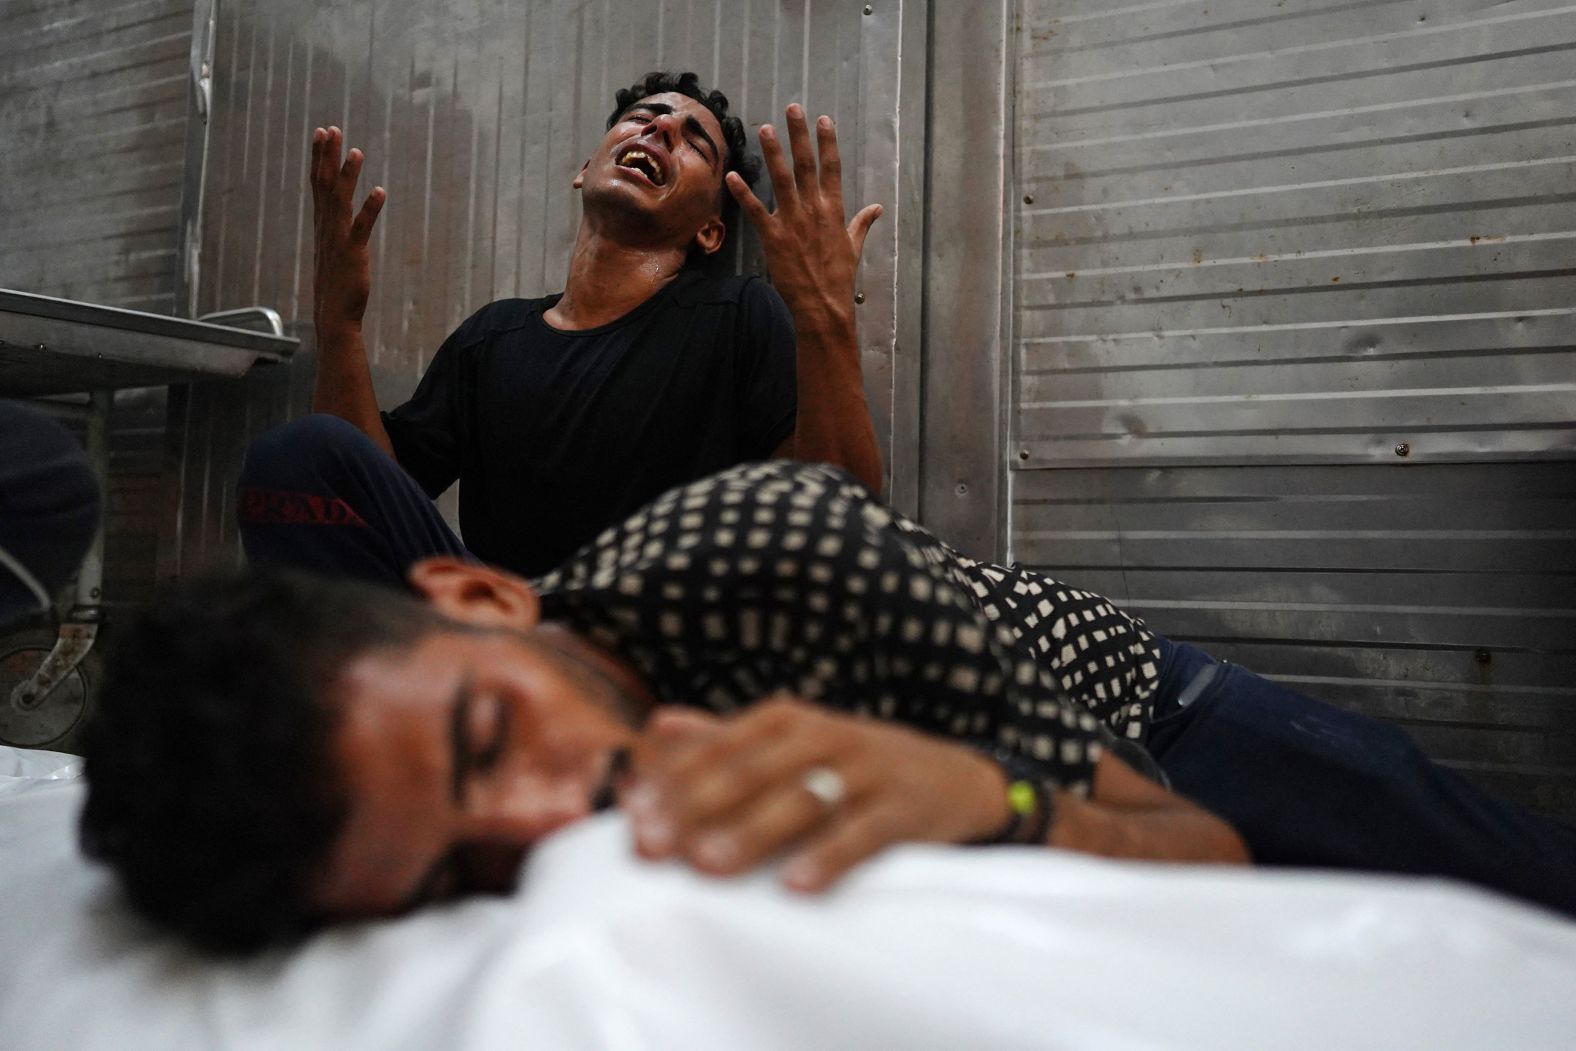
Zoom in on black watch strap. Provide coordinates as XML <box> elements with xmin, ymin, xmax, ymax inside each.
<box><xmin>973</xmin><ymin>750</ymin><xmax>1057</xmax><ymax>846</ymax></box>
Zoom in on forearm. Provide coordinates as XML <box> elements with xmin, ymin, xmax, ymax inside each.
<box><xmin>312</xmin><ymin>322</ymin><xmax>395</xmax><ymax>458</ymax></box>
<box><xmin>1048</xmin><ymin>751</ymin><xmax>1250</xmax><ymax>863</ymax></box>
<box><xmin>307</xmin><ymin>125</ymin><xmax>392</xmax><ymax>457</ymax></box>
<box><xmin>780</xmin><ymin>308</ymin><xmax>883</xmax><ymax>493</ymax></box>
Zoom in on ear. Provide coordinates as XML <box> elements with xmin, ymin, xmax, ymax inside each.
<box><xmin>572</xmin><ymin>159</ymin><xmax>589</xmax><ymax>190</ymax></box>
<box><xmin>406</xmin><ymin>557</ymin><xmax>541</xmax><ymax>631</ymax></box>
<box><xmin>692</xmin><ymin>213</ymin><xmax>726</xmax><ymax>256</ymax></box>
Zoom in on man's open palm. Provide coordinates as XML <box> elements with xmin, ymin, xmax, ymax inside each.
<box><xmin>310</xmin><ymin>126</ymin><xmax>385</xmax><ymax>329</ymax></box>
<box><xmin>726</xmin><ymin>104</ymin><xmax>882</xmax><ymax>328</ymax></box>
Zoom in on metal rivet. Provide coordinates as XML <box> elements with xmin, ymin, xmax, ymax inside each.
<box><xmin>1018</xmin><ymin>449</ymin><xmax>1030</xmax><ymax>460</ymax></box>
<box><xmin>955</xmin><ymin>483</ymin><xmax>968</xmax><ymax>496</ymax></box>
<box><xmin>853</xmin><ymin>291</ymin><xmax>865</xmax><ymax>304</ymax></box>
<box><xmin>1474</xmin><ymin>649</ymin><xmax>1492</xmax><ymax>665</ymax></box>
<box><xmin>863</xmin><ymin>4</ymin><xmax>873</xmax><ymax>13</ymax></box>
<box><xmin>1393</xmin><ymin>442</ymin><xmax>1410</xmax><ymax>457</ymax></box>
<box><xmin>1023</xmin><ymin>194</ymin><xmax>1034</xmax><ymax>205</ymax></box>
<box><xmin>34</xmin><ymin>343</ymin><xmax>46</xmax><ymax>352</ymax></box>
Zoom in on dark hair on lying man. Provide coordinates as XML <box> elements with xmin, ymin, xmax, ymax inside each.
<box><xmin>78</xmin><ymin>571</ymin><xmax>444</xmax><ymax>954</ymax></box>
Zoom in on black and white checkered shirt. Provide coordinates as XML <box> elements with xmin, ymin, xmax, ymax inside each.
<box><xmin>536</xmin><ymin>462</ymin><xmax>1160</xmax><ymax>793</ymax></box>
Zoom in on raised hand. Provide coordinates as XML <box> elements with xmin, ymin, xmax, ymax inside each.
<box><xmin>309</xmin><ymin>126</ymin><xmax>386</xmax><ymax>331</ymax></box>
<box><xmin>726</xmin><ymin>104</ymin><xmax>882</xmax><ymax>329</ymax></box>
<box><xmin>731</xmin><ymin>104</ymin><xmax>884</xmax><ymax>491</ymax></box>
<box><xmin>621</xmin><ymin>696</ymin><xmax>1009</xmax><ymax>893</ymax></box>
<box><xmin>305</xmin><ymin>126</ymin><xmax>395</xmax><ymax>455</ymax></box>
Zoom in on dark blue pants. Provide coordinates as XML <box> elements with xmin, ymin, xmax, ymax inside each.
<box><xmin>0</xmin><ymin>401</ymin><xmax>100</xmax><ymax>625</ymax></box>
<box><xmin>1148</xmin><ymin>638</ymin><xmax>1576</xmax><ymax>918</ymax></box>
<box><xmin>237</xmin><ymin>414</ymin><xmax>468</xmax><ymax>588</ymax></box>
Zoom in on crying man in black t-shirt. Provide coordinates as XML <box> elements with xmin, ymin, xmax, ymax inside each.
<box><xmin>242</xmin><ymin>70</ymin><xmax>884</xmax><ymax>579</ymax></box>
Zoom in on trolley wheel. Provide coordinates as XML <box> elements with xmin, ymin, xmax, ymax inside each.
<box><xmin>0</xmin><ymin>628</ymin><xmax>101</xmax><ymax>754</ymax></box>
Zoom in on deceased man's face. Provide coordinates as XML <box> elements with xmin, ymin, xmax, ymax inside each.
<box><xmin>311</xmin><ymin>626</ymin><xmax>637</xmax><ymax>917</ymax></box>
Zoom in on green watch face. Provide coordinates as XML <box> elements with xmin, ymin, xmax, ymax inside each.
<box><xmin>1007</xmin><ymin>780</ymin><xmax>1039</xmax><ymax>816</ymax></box>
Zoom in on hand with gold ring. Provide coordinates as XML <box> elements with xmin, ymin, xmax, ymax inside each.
<box><xmin>620</xmin><ymin>694</ymin><xmax>1013</xmax><ymax>892</ymax></box>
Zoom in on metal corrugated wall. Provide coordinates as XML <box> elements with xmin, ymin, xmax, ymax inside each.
<box><xmin>1011</xmin><ymin>0</ymin><xmax>1576</xmax><ymax>818</ymax></box>
<box><xmin>0</xmin><ymin>0</ymin><xmax>192</xmax><ymax>312</ymax></box>
<box><xmin>172</xmin><ymin>0</ymin><xmax>924</xmax><ymax>573</ymax></box>
<box><xmin>0</xmin><ymin>0</ymin><xmax>197</xmax><ymax>609</ymax></box>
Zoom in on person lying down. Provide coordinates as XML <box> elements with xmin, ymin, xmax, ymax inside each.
<box><xmin>79</xmin><ymin>462</ymin><xmax>1576</xmax><ymax>953</ymax></box>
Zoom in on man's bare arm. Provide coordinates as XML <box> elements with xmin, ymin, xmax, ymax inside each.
<box><xmin>730</xmin><ymin>105</ymin><xmax>884</xmax><ymax>494</ymax></box>
<box><xmin>309</xmin><ymin>126</ymin><xmax>394</xmax><ymax>457</ymax></box>
<box><xmin>623</xmin><ymin>698</ymin><xmax>1248</xmax><ymax>893</ymax></box>
<box><xmin>1050</xmin><ymin>749</ymin><xmax>1250</xmax><ymax>865</ymax></box>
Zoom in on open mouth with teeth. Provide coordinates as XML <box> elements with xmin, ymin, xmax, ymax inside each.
<box><xmin>616</xmin><ymin>147</ymin><xmax>666</xmax><ymax>187</ymax></box>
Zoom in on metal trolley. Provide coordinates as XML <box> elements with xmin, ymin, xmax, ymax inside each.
<box><xmin>0</xmin><ymin>290</ymin><xmax>297</xmax><ymax>751</ymax></box>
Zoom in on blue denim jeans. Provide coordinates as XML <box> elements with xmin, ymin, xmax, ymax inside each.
<box><xmin>1146</xmin><ymin>637</ymin><xmax>1576</xmax><ymax>918</ymax></box>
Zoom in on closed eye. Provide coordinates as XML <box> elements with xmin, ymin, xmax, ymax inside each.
<box><xmin>620</xmin><ymin>107</ymin><xmax>718</xmax><ymax>167</ymax></box>
<box><xmin>463</xmin><ymin>691</ymin><xmax>510</xmax><ymax>782</ymax></box>
<box><xmin>472</xmin><ymin>698</ymin><xmax>510</xmax><ymax>773</ymax></box>
<box><xmin>681</xmin><ymin>115</ymin><xmax>719</xmax><ymax>168</ymax></box>
<box><xmin>449</xmin><ymin>678</ymin><xmax>508</xmax><ymax>805</ymax></box>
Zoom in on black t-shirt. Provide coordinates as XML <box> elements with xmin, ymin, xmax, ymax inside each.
<box><xmin>536</xmin><ymin>462</ymin><xmax>1163</xmax><ymax>794</ymax></box>
<box><xmin>382</xmin><ymin>271</ymin><xmax>796</xmax><ymax>577</ymax></box>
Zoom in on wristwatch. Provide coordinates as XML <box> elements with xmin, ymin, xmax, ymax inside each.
<box><xmin>973</xmin><ymin>749</ymin><xmax>1056</xmax><ymax>846</ymax></box>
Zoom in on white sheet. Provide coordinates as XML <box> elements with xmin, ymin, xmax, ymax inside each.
<box><xmin>2</xmin><ymin>746</ymin><xmax>1575</xmax><ymax>1050</ymax></box>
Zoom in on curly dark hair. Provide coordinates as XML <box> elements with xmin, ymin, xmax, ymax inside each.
<box><xmin>608</xmin><ymin>71</ymin><xmax>760</xmax><ymax>267</ymax></box>
<box><xmin>78</xmin><ymin>569</ymin><xmax>447</xmax><ymax>955</ymax></box>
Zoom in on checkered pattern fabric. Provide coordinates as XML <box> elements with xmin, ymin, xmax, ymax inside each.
<box><xmin>536</xmin><ymin>462</ymin><xmax>1161</xmax><ymax>793</ymax></box>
